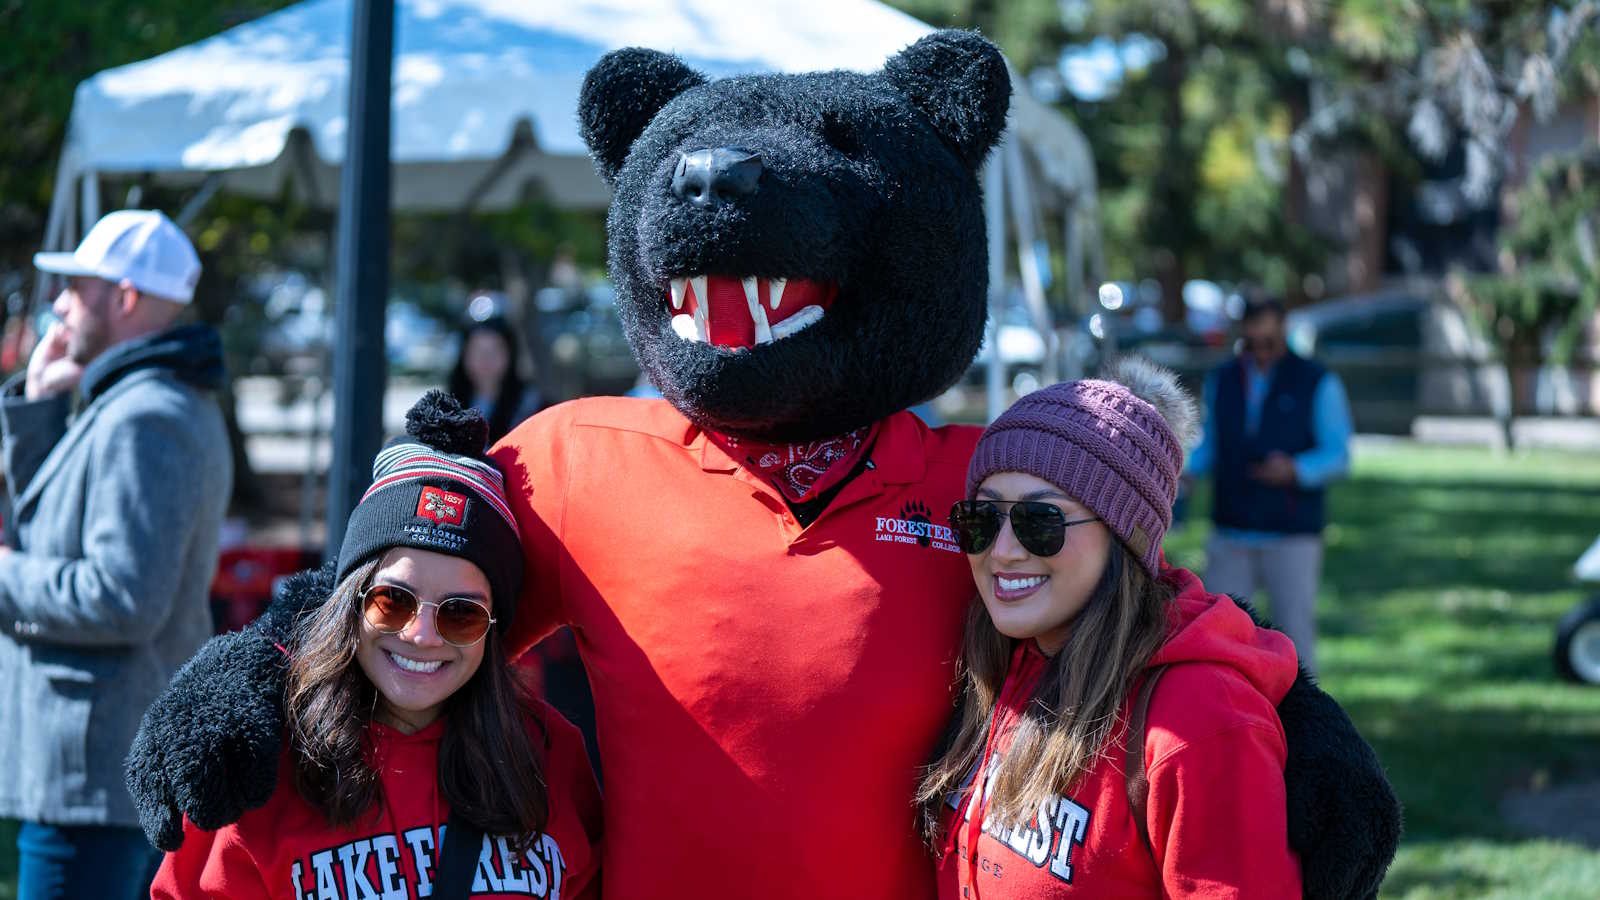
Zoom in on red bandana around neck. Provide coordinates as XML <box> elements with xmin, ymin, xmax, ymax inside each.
<box><xmin>709</xmin><ymin>423</ymin><xmax>881</xmax><ymax>504</ymax></box>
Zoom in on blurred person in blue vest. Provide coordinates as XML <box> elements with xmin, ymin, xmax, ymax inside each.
<box><xmin>1185</xmin><ymin>294</ymin><xmax>1352</xmax><ymax>673</ymax></box>
<box><xmin>0</xmin><ymin>210</ymin><xmax>231</xmax><ymax>899</ymax></box>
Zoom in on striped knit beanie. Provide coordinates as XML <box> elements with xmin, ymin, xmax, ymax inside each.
<box><xmin>966</xmin><ymin>358</ymin><xmax>1198</xmax><ymax>577</ymax></box>
<box><xmin>335</xmin><ymin>390</ymin><xmax>523</xmax><ymax>632</ymax></box>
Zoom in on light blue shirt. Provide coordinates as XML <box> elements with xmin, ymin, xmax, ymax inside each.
<box><xmin>1186</xmin><ymin>359</ymin><xmax>1353</xmax><ymax>543</ymax></box>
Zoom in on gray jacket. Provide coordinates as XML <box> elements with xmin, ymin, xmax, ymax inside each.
<box><xmin>0</xmin><ymin>324</ymin><xmax>231</xmax><ymax>827</ymax></box>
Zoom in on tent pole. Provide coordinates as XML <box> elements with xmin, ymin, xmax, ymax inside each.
<box><xmin>984</xmin><ymin>150</ymin><xmax>1006</xmax><ymax>422</ymax></box>
<box><xmin>1003</xmin><ymin>140</ymin><xmax>1056</xmax><ymax>386</ymax></box>
<box><xmin>325</xmin><ymin>0</ymin><xmax>394</xmax><ymax>561</ymax></box>
<box><xmin>81</xmin><ymin>171</ymin><xmax>101</xmax><ymax>235</ymax></box>
<box><xmin>31</xmin><ymin>150</ymin><xmax>79</xmax><ymax>315</ymax></box>
<box><xmin>175</xmin><ymin>174</ymin><xmax>223</xmax><ymax>227</ymax></box>
<box><xmin>1062</xmin><ymin>204</ymin><xmax>1085</xmax><ymax>381</ymax></box>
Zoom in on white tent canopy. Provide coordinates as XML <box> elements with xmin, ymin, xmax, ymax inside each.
<box><xmin>42</xmin><ymin>0</ymin><xmax>1100</xmax><ymax>397</ymax></box>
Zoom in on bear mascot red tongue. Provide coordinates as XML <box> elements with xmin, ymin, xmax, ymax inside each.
<box><xmin>128</xmin><ymin>30</ymin><xmax>1397</xmax><ymax>900</ymax></box>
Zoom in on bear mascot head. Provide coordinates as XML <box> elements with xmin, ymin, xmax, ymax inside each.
<box><xmin>577</xmin><ymin>31</ymin><xmax>1008</xmax><ymax>441</ymax></box>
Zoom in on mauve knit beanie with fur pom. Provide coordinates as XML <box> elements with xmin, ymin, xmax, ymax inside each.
<box><xmin>966</xmin><ymin>357</ymin><xmax>1199</xmax><ymax>576</ymax></box>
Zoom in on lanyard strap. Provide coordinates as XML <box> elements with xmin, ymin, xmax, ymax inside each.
<box><xmin>1125</xmin><ymin>664</ymin><xmax>1170</xmax><ymax>858</ymax></box>
<box><xmin>433</xmin><ymin>809</ymin><xmax>486</xmax><ymax>900</ymax></box>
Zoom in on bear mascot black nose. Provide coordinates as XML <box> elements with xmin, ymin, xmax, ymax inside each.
<box><xmin>672</xmin><ymin>147</ymin><xmax>762</xmax><ymax>206</ymax></box>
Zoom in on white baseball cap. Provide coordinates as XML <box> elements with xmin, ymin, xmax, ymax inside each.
<box><xmin>34</xmin><ymin>209</ymin><xmax>202</xmax><ymax>304</ymax></box>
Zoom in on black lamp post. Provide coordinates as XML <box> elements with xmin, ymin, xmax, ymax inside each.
<box><xmin>325</xmin><ymin>0</ymin><xmax>394</xmax><ymax>561</ymax></box>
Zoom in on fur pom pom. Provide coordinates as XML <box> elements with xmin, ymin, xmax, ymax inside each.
<box><xmin>1107</xmin><ymin>356</ymin><xmax>1200</xmax><ymax>448</ymax></box>
<box><xmin>404</xmin><ymin>389</ymin><xmax>490</xmax><ymax>456</ymax></box>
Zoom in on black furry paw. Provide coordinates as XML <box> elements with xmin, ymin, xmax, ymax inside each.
<box><xmin>1278</xmin><ymin>668</ymin><xmax>1403</xmax><ymax>900</ymax></box>
<box><xmin>125</xmin><ymin>565</ymin><xmax>331</xmax><ymax>849</ymax></box>
<box><xmin>126</xmin><ymin>628</ymin><xmax>289</xmax><ymax>849</ymax></box>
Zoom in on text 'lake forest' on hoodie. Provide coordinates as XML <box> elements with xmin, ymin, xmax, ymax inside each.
<box><xmin>151</xmin><ymin>699</ymin><xmax>601</xmax><ymax>899</ymax></box>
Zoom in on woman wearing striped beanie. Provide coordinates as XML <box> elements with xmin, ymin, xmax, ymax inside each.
<box><xmin>152</xmin><ymin>391</ymin><xmax>602</xmax><ymax>899</ymax></box>
<box><xmin>918</xmin><ymin>359</ymin><xmax>1303</xmax><ymax>898</ymax></box>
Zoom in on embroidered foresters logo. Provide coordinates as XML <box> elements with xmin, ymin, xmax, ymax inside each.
<box><xmin>874</xmin><ymin>500</ymin><xmax>961</xmax><ymax>554</ymax></box>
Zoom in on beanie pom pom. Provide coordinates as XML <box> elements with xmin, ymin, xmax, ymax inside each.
<box><xmin>1106</xmin><ymin>356</ymin><xmax>1199</xmax><ymax>448</ymax></box>
<box><xmin>404</xmin><ymin>389</ymin><xmax>490</xmax><ymax>455</ymax></box>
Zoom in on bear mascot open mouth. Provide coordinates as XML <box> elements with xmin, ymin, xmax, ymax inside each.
<box><xmin>580</xmin><ymin>37</ymin><xmax>1007</xmax><ymax>442</ymax></box>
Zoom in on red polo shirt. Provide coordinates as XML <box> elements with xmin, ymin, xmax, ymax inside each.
<box><xmin>493</xmin><ymin>397</ymin><xmax>982</xmax><ymax>899</ymax></box>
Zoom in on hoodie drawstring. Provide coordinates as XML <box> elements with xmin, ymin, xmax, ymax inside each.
<box><xmin>371</xmin><ymin>724</ymin><xmax>448</xmax><ymax>890</ymax></box>
<box><xmin>955</xmin><ymin>642</ymin><xmax>1046</xmax><ymax>899</ymax></box>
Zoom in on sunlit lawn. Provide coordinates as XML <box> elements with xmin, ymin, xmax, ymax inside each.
<box><xmin>1166</xmin><ymin>441</ymin><xmax>1600</xmax><ymax>899</ymax></box>
<box><xmin>1</xmin><ymin>443</ymin><xmax>1597</xmax><ymax>898</ymax></box>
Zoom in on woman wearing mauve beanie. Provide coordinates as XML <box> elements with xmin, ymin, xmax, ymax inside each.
<box><xmin>918</xmin><ymin>358</ymin><xmax>1304</xmax><ymax>899</ymax></box>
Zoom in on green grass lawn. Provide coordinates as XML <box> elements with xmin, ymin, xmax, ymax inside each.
<box><xmin>2</xmin><ymin>442</ymin><xmax>1597</xmax><ymax>898</ymax></box>
<box><xmin>1165</xmin><ymin>441</ymin><xmax>1600</xmax><ymax>899</ymax></box>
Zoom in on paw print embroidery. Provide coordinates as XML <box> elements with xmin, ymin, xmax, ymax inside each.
<box><xmin>901</xmin><ymin>500</ymin><xmax>933</xmax><ymax>546</ymax></box>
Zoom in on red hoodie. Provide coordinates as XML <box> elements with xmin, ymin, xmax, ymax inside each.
<box><xmin>152</xmin><ymin>699</ymin><xmax>602</xmax><ymax>900</ymax></box>
<box><xmin>937</xmin><ymin>567</ymin><xmax>1302</xmax><ymax>898</ymax></box>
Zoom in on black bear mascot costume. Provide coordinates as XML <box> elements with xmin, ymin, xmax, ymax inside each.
<box><xmin>130</xmin><ymin>31</ymin><xmax>1399</xmax><ymax>900</ymax></box>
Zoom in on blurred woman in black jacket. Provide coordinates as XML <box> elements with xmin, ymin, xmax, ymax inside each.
<box><xmin>448</xmin><ymin>315</ymin><xmax>543</xmax><ymax>446</ymax></box>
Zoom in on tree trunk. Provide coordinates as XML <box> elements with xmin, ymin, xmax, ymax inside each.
<box><xmin>1348</xmin><ymin>152</ymin><xmax>1388</xmax><ymax>294</ymax></box>
<box><xmin>1501</xmin><ymin>330</ymin><xmax>1543</xmax><ymax>450</ymax></box>
<box><xmin>1283</xmin><ymin>86</ymin><xmax>1308</xmax><ymax>305</ymax></box>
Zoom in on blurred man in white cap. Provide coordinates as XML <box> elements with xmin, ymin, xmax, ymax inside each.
<box><xmin>0</xmin><ymin>210</ymin><xmax>231</xmax><ymax>899</ymax></box>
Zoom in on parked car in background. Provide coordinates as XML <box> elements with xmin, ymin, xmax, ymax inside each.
<box><xmin>533</xmin><ymin>280</ymin><xmax>641</xmax><ymax>399</ymax></box>
<box><xmin>385</xmin><ymin>299</ymin><xmax>457</xmax><ymax>375</ymax></box>
<box><xmin>960</xmin><ymin>279</ymin><xmax>1244</xmax><ymax>407</ymax></box>
<box><xmin>1286</xmin><ymin>282</ymin><xmax>1501</xmax><ymax>434</ymax></box>
<box><xmin>239</xmin><ymin>272</ymin><xmax>458</xmax><ymax>377</ymax></box>
<box><xmin>968</xmin><ymin>298</ymin><xmax>1049</xmax><ymax>397</ymax></box>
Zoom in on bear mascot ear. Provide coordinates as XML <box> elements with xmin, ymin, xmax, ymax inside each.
<box><xmin>882</xmin><ymin>30</ymin><xmax>1011</xmax><ymax>170</ymax></box>
<box><xmin>579</xmin><ymin>48</ymin><xmax>708</xmax><ymax>184</ymax></box>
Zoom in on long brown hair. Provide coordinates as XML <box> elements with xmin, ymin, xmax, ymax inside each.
<box><xmin>917</xmin><ymin>541</ymin><xmax>1175</xmax><ymax>842</ymax></box>
<box><xmin>285</xmin><ymin>559</ymin><xmax>551</xmax><ymax>851</ymax></box>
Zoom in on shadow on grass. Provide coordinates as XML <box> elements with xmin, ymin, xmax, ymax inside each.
<box><xmin>1379</xmin><ymin>862</ymin><xmax>1496</xmax><ymax>899</ymax></box>
<box><xmin>1327</xmin><ymin>475</ymin><xmax>1600</xmax><ymax>842</ymax></box>
<box><xmin>1187</xmin><ymin>460</ymin><xmax>1600</xmax><ymax>853</ymax></box>
<box><xmin>1323</xmin><ymin>479</ymin><xmax>1600</xmax><ymax>598</ymax></box>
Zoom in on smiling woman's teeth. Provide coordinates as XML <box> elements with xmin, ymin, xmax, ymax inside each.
<box><xmin>388</xmin><ymin>651</ymin><xmax>443</xmax><ymax>674</ymax></box>
<box><xmin>997</xmin><ymin>575</ymin><xmax>1048</xmax><ymax>592</ymax></box>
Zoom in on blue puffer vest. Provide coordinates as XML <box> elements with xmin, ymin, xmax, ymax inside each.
<box><xmin>1210</xmin><ymin>352</ymin><xmax>1326</xmax><ymax>535</ymax></box>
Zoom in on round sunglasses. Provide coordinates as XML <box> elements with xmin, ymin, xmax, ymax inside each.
<box><xmin>359</xmin><ymin>583</ymin><xmax>497</xmax><ymax>648</ymax></box>
<box><xmin>948</xmin><ymin>500</ymin><xmax>1099</xmax><ymax>557</ymax></box>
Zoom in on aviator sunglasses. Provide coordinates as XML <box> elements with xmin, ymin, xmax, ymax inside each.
<box><xmin>360</xmin><ymin>583</ymin><xmax>497</xmax><ymax>648</ymax></box>
<box><xmin>949</xmin><ymin>500</ymin><xmax>1099</xmax><ymax>557</ymax></box>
